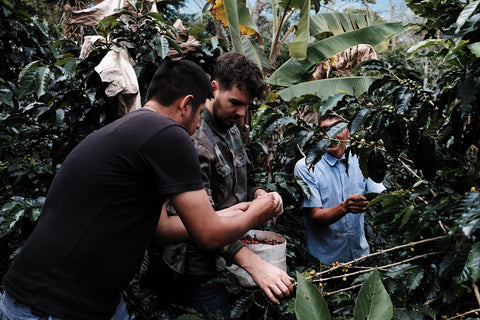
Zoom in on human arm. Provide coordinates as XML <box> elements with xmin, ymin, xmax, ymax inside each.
<box><xmin>155</xmin><ymin>201</ymin><xmax>254</xmax><ymax>245</ymax></box>
<box><xmin>169</xmin><ymin>189</ymin><xmax>283</xmax><ymax>250</ymax></box>
<box><xmin>155</xmin><ymin>205</ymin><xmax>189</xmax><ymax>245</ymax></box>
<box><xmin>307</xmin><ymin>193</ymin><xmax>368</xmax><ymax>227</ymax></box>
<box><xmin>233</xmin><ymin>247</ymin><xmax>293</xmax><ymax>304</ymax></box>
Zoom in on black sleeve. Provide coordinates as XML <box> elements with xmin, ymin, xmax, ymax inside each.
<box><xmin>139</xmin><ymin>124</ymin><xmax>204</xmax><ymax>196</ymax></box>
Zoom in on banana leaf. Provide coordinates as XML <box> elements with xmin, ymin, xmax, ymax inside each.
<box><xmin>222</xmin><ymin>0</ymin><xmax>259</xmax><ymax>52</ymax></box>
<box><xmin>310</xmin><ymin>12</ymin><xmax>370</xmax><ymax>37</ymax></box>
<box><xmin>242</xmin><ymin>38</ymin><xmax>270</xmax><ymax>74</ymax></box>
<box><xmin>267</xmin><ymin>22</ymin><xmax>404</xmax><ymax>86</ymax></box>
<box><xmin>287</xmin><ymin>0</ymin><xmax>310</xmax><ymax>60</ymax></box>
<box><xmin>277</xmin><ymin>76</ymin><xmax>380</xmax><ymax>101</ymax></box>
<box><xmin>222</xmin><ymin>0</ymin><xmax>242</xmax><ymax>52</ymax></box>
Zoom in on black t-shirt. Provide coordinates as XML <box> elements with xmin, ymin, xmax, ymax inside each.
<box><xmin>2</xmin><ymin>109</ymin><xmax>203</xmax><ymax>320</ymax></box>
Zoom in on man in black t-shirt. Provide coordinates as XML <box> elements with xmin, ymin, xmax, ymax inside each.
<box><xmin>0</xmin><ymin>60</ymin><xmax>283</xmax><ymax>320</ymax></box>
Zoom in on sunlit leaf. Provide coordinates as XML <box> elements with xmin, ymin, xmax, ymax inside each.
<box><xmin>34</xmin><ymin>66</ymin><xmax>51</xmax><ymax>98</ymax></box>
<box><xmin>268</xmin><ymin>22</ymin><xmax>404</xmax><ymax>86</ymax></box>
<box><xmin>295</xmin><ymin>271</ymin><xmax>332</xmax><ymax>320</ymax></box>
<box><xmin>17</xmin><ymin>61</ymin><xmax>40</xmax><ymax>99</ymax></box>
<box><xmin>466</xmin><ymin>242</ymin><xmax>480</xmax><ymax>282</ymax></box>
<box><xmin>287</xmin><ymin>0</ymin><xmax>310</xmax><ymax>60</ymax></box>
<box><xmin>454</xmin><ymin>0</ymin><xmax>480</xmax><ymax>43</ymax></box>
<box><xmin>277</xmin><ymin>77</ymin><xmax>379</xmax><ymax>101</ymax></box>
<box><xmin>242</xmin><ymin>38</ymin><xmax>269</xmax><ymax>74</ymax></box>
<box><xmin>310</xmin><ymin>12</ymin><xmax>370</xmax><ymax>37</ymax></box>
<box><xmin>354</xmin><ymin>269</ymin><xmax>393</xmax><ymax>320</ymax></box>
<box><xmin>469</xmin><ymin>42</ymin><xmax>480</xmax><ymax>57</ymax></box>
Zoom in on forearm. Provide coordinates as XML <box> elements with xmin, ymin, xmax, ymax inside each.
<box><xmin>155</xmin><ymin>202</ymin><xmax>251</xmax><ymax>245</ymax></box>
<box><xmin>233</xmin><ymin>246</ymin><xmax>263</xmax><ymax>270</ymax></box>
<box><xmin>170</xmin><ymin>190</ymin><xmax>281</xmax><ymax>250</ymax></box>
<box><xmin>309</xmin><ymin>202</ymin><xmax>347</xmax><ymax>227</ymax></box>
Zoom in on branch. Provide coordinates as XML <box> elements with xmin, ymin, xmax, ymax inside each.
<box><xmin>473</xmin><ymin>280</ymin><xmax>480</xmax><ymax>307</ymax></box>
<box><xmin>446</xmin><ymin>308</ymin><xmax>480</xmax><ymax>319</ymax></box>
<box><xmin>312</xmin><ymin>251</ymin><xmax>444</xmax><ymax>283</ymax></box>
<box><xmin>308</xmin><ymin>235</ymin><xmax>448</xmax><ymax>278</ymax></box>
<box><xmin>322</xmin><ymin>282</ymin><xmax>363</xmax><ymax>296</ymax></box>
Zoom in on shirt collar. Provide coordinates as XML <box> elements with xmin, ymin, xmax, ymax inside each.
<box><xmin>203</xmin><ymin>108</ymin><xmax>229</xmax><ymax>138</ymax></box>
<box><xmin>324</xmin><ymin>152</ymin><xmax>346</xmax><ymax>167</ymax></box>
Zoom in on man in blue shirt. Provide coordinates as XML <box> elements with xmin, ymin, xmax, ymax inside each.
<box><xmin>294</xmin><ymin>113</ymin><xmax>385</xmax><ymax>265</ymax></box>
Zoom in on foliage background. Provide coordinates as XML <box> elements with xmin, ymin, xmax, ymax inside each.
<box><xmin>1</xmin><ymin>0</ymin><xmax>480</xmax><ymax>319</ymax></box>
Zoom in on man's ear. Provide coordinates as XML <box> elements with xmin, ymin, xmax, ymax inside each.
<box><xmin>211</xmin><ymin>80</ymin><xmax>219</xmax><ymax>94</ymax></box>
<box><xmin>179</xmin><ymin>94</ymin><xmax>194</xmax><ymax>113</ymax></box>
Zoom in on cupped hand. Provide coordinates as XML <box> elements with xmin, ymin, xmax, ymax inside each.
<box><xmin>345</xmin><ymin>193</ymin><xmax>368</xmax><ymax>213</ymax></box>
<box><xmin>254</xmin><ymin>192</ymin><xmax>284</xmax><ymax>219</ymax></box>
<box><xmin>247</xmin><ymin>259</ymin><xmax>294</xmax><ymax>304</ymax></box>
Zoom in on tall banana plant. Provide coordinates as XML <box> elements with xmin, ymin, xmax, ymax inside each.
<box><xmin>269</xmin><ymin>13</ymin><xmax>404</xmax><ymax>100</ymax></box>
<box><xmin>208</xmin><ymin>0</ymin><xmax>322</xmax><ymax>68</ymax></box>
<box><xmin>208</xmin><ymin>0</ymin><xmax>404</xmax><ymax>100</ymax></box>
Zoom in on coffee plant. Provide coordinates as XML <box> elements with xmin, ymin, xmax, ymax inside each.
<box><xmin>1</xmin><ymin>0</ymin><xmax>480</xmax><ymax>319</ymax></box>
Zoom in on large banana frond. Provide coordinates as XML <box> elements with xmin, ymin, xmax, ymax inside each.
<box><xmin>277</xmin><ymin>76</ymin><xmax>379</xmax><ymax>101</ymax></box>
<box><xmin>268</xmin><ymin>22</ymin><xmax>404</xmax><ymax>86</ymax></box>
<box><xmin>310</xmin><ymin>12</ymin><xmax>371</xmax><ymax>37</ymax></box>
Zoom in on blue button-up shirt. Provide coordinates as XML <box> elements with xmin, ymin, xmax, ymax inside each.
<box><xmin>294</xmin><ymin>153</ymin><xmax>385</xmax><ymax>265</ymax></box>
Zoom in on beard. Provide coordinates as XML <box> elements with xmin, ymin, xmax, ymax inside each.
<box><xmin>213</xmin><ymin>100</ymin><xmax>239</xmax><ymax>129</ymax></box>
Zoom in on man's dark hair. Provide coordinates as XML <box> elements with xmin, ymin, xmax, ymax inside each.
<box><xmin>146</xmin><ymin>59</ymin><xmax>213</xmax><ymax>111</ymax></box>
<box><xmin>212</xmin><ymin>52</ymin><xmax>266</xmax><ymax>100</ymax></box>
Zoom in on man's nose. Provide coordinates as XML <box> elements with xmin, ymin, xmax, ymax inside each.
<box><xmin>236</xmin><ymin>106</ymin><xmax>248</xmax><ymax>118</ymax></box>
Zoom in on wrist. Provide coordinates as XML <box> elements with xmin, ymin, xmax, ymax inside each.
<box><xmin>340</xmin><ymin>201</ymin><xmax>348</xmax><ymax>216</ymax></box>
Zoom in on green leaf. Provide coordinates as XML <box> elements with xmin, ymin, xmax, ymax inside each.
<box><xmin>153</xmin><ymin>35</ymin><xmax>170</xmax><ymax>59</ymax></box>
<box><xmin>405</xmin><ymin>266</ymin><xmax>424</xmax><ymax>293</ymax></box>
<box><xmin>454</xmin><ymin>191</ymin><xmax>480</xmax><ymax>238</ymax></box>
<box><xmin>287</xmin><ymin>0</ymin><xmax>310</xmax><ymax>60</ymax></box>
<box><xmin>277</xmin><ymin>76</ymin><xmax>379</xmax><ymax>101</ymax></box>
<box><xmin>454</xmin><ymin>0</ymin><xmax>480</xmax><ymax>43</ymax></box>
<box><xmin>34</xmin><ymin>66</ymin><xmax>51</xmax><ymax>98</ymax></box>
<box><xmin>353</xmin><ymin>269</ymin><xmax>393</xmax><ymax>320</ymax></box>
<box><xmin>236</xmin><ymin>0</ymin><xmax>258</xmax><ymax>33</ymax></box>
<box><xmin>268</xmin><ymin>22</ymin><xmax>404</xmax><ymax>86</ymax></box>
<box><xmin>222</xmin><ymin>0</ymin><xmax>242</xmax><ymax>52</ymax></box>
<box><xmin>305</xmin><ymin>139</ymin><xmax>330</xmax><ymax>169</ymax></box>
<box><xmin>469</xmin><ymin>42</ymin><xmax>480</xmax><ymax>57</ymax></box>
<box><xmin>242</xmin><ymin>38</ymin><xmax>269</xmax><ymax>74</ymax></box>
<box><xmin>17</xmin><ymin>61</ymin><xmax>40</xmax><ymax>100</ymax></box>
<box><xmin>310</xmin><ymin>12</ymin><xmax>370</xmax><ymax>37</ymax></box>
<box><xmin>166</xmin><ymin>37</ymin><xmax>183</xmax><ymax>57</ymax></box>
<box><xmin>466</xmin><ymin>242</ymin><xmax>480</xmax><ymax>282</ymax></box>
<box><xmin>407</xmin><ymin>39</ymin><xmax>449</xmax><ymax>54</ymax></box>
<box><xmin>295</xmin><ymin>271</ymin><xmax>332</xmax><ymax>320</ymax></box>
<box><xmin>350</xmin><ymin>108</ymin><xmax>371</xmax><ymax>135</ymax></box>
<box><xmin>0</xmin><ymin>88</ymin><xmax>15</xmax><ymax>108</ymax></box>
<box><xmin>319</xmin><ymin>93</ymin><xmax>345</xmax><ymax>115</ymax></box>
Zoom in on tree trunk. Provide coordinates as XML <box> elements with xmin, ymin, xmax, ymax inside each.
<box><xmin>248</xmin><ymin>0</ymin><xmax>267</xmax><ymax>25</ymax></box>
<box><xmin>361</xmin><ymin>0</ymin><xmax>374</xmax><ymax>21</ymax></box>
<box><xmin>213</xmin><ymin>18</ymin><xmax>229</xmax><ymax>46</ymax></box>
<box><xmin>389</xmin><ymin>0</ymin><xmax>396</xmax><ymax>45</ymax></box>
<box><xmin>389</xmin><ymin>0</ymin><xmax>394</xmax><ymax>21</ymax></box>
